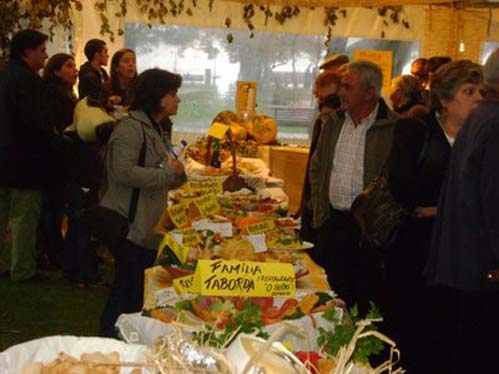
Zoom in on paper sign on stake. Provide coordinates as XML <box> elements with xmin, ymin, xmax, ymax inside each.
<box><xmin>196</xmin><ymin>259</ymin><xmax>295</xmax><ymax>298</ymax></box>
<box><xmin>194</xmin><ymin>194</ymin><xmax>220</xmax><ymax>217</ymax></box>
<box><xmin>160</xmin><ymin>233</ymin><xmax>189</xmax><ymax>264</ymax></box>
<box><xmin>167</xmin><ymin>203</ymin><xmax>189</xmax><ymax>228</ymax></box>
<box><xmin>188</xmin><ymin>180</ymin><xmax>223</xmax><ymax>196</ymax></box>
<box><xmin>247</xmin><ymin>220</ymin><xmax>276</xmax><ymax>235</ymax></box>
<box><xmin>173</xmin><ymin>273</ymin><xmax>199</xmax><ymax>294</ymax></box>
<box><xmin>180</xmin><ymin>227</ymin><xmax>201</xmax><ymax>246</ymax></box>
<box><xmin>207</xmin><ymin>122</ymin><xmax>230</xmax><ymax>139</ymax></box>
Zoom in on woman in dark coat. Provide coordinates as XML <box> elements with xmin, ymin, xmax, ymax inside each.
<box><xmin>385</xmin><ymin>60</ymin><xmax>483</xmax><ymax>374</ymax></box>
<box><xmin>37</xmin><ymin>54</ymin><xmax>78</xmax><ymax>269</ymax></box>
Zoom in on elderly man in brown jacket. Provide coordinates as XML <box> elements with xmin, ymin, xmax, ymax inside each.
<box><xmin>309</xmin><ymin>60</ymin><xmax>399</xmax><ymax>313</ymax></box>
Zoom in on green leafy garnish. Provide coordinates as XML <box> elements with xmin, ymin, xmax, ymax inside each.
<box><xmin>174</xmin><ymin>300</ymin><xmax>193</xmax><ymax>313</ymax></box>
<box><xmin>317</xmin><ymin>302</ymin><xmax>384</xmax><ymax>364</ymax></box>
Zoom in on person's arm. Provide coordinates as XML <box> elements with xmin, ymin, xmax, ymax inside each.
<box><xmin>107</xmin><ymin>119</ymin><xmax>183</xmax><ymax>189</ymax></box>
<box><xmin>387</xmin><ymin>117</ymin><xmax>427</xmax><ymax>211</ymax></box>
<box><xmin>480</xmin><ymin>121</ymin><xmax>499</xmax><ymax>259</ymax></box>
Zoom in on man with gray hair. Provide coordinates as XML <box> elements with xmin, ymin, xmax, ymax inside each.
<box><xmin>425</xmin><ymin>49</ymin><xmax>499</xmax><ymax>372</ymax></box>
<box><xmin>309</xmin><ymin>60</ymin><xmax>399</xmax><ymax>313</ymax></box>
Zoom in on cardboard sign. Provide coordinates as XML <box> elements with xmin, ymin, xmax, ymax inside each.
<box><xmin>167</xmin><ymin>203</ymin><xmax>189</xmax><ymax>228</ymax></box>
<box><xmin>353</xmin><ymin>49</ymin><xmax>393</xmax><ymax>94</ymax></box>
<box><xmin>155</xmin><ymin>287</ymin><xmax>179</xmax><ymax>305</ymax></box>
<box><xmin>207</xmin><ymin>122</ymin><xmax>230</xmax><ymax>139</ymax></box>
<box><xmin>194</xmin><ymin>194</ymin><xmax>220</xmax><ymax>217</ymax></box>
<box><xmin>236</xmin><ymin>81</ymin><xmax>257</xmax><ymax>113</ymax></box>
<box><xmin>196</xmin><ymin>259</ymin><xmax>295</xmax><ymax>297</ymax></box>
<box><xmin>159</xmin><ymin>233</ymin><xmax>189</xmax><ymax>264</ymax></box>
<box><xmin>173</xmin><ymin>274</ymin><xmax>199</xmax><ymax>294</ymax></box>
<box><xmin>247</xmin><ymin>220</ymin><xmax>276</xmax><ymax>235</ymax></box>
<box><xmin>187</xmin><ymin>180</ymin><xmax>224</xmax><ymax>196</ymax></box>
<box><xmin>244</xmin><ymin>234</ymin><xmax>268</xmax><ymax>253</ymax></box>
<box><xmin>180</xmin><ymin>227</ymin><xmax>201</xmax><ymax>246</ymax></box>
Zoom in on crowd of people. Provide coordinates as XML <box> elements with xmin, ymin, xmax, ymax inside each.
<box><xmin>300</xmin><ymin>52</ymin><xmax>499</xmax><ymax>373</ymax></box>
<box><xmin>0</xmin><ymin>30</ymin><xmax>186</xmax><ymax>337</ymax></box>
<box><xmin>0</xmin><ymin>28</ymin><xmax>498</xmax><ymax>373</ymax></box>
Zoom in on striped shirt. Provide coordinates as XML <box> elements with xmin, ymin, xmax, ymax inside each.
<box><xmin>329</xmin><ymin>104</ymin><xmax>379</xmax><ymax>210</ymax></box>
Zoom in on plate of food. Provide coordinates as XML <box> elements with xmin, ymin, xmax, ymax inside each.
<box><xmin>0</xmin><ymin>336</ymin><xmax>147</xmax><ymax>374</ymax></box>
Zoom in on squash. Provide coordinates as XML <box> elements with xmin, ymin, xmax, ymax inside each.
<box><xmin>248</xmin><ymin>114</ymin><xmax>278</xmax><ymax>144</ymax></box>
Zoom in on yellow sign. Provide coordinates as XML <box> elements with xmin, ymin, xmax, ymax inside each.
<box><xmin>247</xmin><ymin>220</ymin><xmax>276</xmax><ymax>235</ymax></box>
<box><xmin>159</xmin><ymin>233</ymin><xmax>189</xmax><ymax>264</ymax></box>
<box><xmin>194</xmin><ymin>194</ymin><xmax>220</xmax><ymax>217</ymax></box>
<box><xmin>167</xmin><ymin>203</ymin><xmax>189</xmax><ymax>228</ymax></box>
<box><xmin>207</xmin><ymin>122</ymin><xmax>230</xmax><ymax>139</ymax></box>
<box><xmin>180</xmin><ymin>227</ymin><xmax>201</xmax><ymax>247</ymax></box>
<box><xmin>173</xmin><ymin>274</ymin><xmax>199</xmax><ymax>294</ymax></box>
<box><xmin>353</xmin><ymin>50</ymin><xmax>393</xmax><ymax>94</ymax></box>
<box><xmin>196</xmin><ymin>259</ymin><xmax>295</xmax><ymax>297</ymax></box>
<box><xmin>187</xmin><ymin>180</ymin><xmax>224</xmax><ymax>196</ymax></box>
<box><xmin>236</xmin><ymin>81</ymin><xmax>257</xmax><ymax>113</ymax></box>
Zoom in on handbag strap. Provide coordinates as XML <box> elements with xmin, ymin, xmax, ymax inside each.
<box><xmin>127</xmin><ymin>116</ymin><xmax>147</xmax><ymax>224</ymax></box>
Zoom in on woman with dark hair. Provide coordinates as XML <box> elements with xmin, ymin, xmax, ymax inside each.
<box><xmin>36</xmin><ymin>54</ymin><xmax>78</xmax><ymax>270</ymax></box>
<box><xmin>106</xmin><ymin>48</ymin><xmax>137</xmax><ymax>109</ymax></box>
<box><xmin>99</xmin><ymin>68</ymin><xmax>186</xmax><ymax>337</ymax></box>
<box><xmin>385</xmin><ymin>60</ymin><xmax>483</xmax><ymax>373</ymax></box>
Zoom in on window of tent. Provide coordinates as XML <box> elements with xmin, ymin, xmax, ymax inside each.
<box><xmin>125</xmin><ymin>22</ymin><xmax>418</xmax><ymax>143</ymax></box>
<box><xmin>481</xmin><ymin>42</ymin><xmax>499</xmax><ymax>64</ymax></box>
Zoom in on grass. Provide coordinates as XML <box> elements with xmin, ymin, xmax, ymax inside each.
<box><xmin>0</xmin><ymin>251</ymin><xmax>113</xmax><ymax>351</ymax></box>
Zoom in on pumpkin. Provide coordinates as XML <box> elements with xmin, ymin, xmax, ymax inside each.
<box><xmin>248</xmin><ymin>114</ymin><xmax>278</xmax><ymax>144</ymax></box>
<box><xmin>211</xmin><ymin>110</ymin><xmax>248</xmax><ymax>141</ymax></box>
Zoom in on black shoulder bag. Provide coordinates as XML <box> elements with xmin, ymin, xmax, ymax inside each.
<box><xmin>79</xmin><ymin>124</ymin><xmax>147</xmax><ymax>251</ymax></box>
<box><xmin>351</xmin><ymin>121</ymin><xmax>431</xmax><ymax>249</ymax></box>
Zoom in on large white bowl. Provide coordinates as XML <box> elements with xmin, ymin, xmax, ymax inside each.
<box><xmin>0</xmin><ymin>335</ymin><xmax>148</xmax><ymax>374</ymax></box>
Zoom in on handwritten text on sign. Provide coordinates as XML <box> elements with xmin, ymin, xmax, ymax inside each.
<box><xmin>187</xmin><ymin>180</ymin><xmax>223</xmax><ymax>196</ymax></box>
<box><xmin>247</xmin><ymin>220</ymin><xmax>276</xmax><ymax>235</ymax></box>
<box><xmin>180</xmin><ymin>227</ymin><xmax>201</xmax><ymax>246</ymax></box>
<box><xmin>167</xmin><ymin>203</ymin><xmax>189</xmax><ymax>228</ymax></box>
<box><xmin>196</xmin><ymin>259</ymin><xmax>295</xmax><ymax>297</ymax></box>
<box><xmin>194</xmin><ymin>194</ymin><xmax>220</xmax><ymax>217</ymax></box>
<box><xmin>173</xmin><ymin>274</ymin><xmax>199</xmax><ymax>294</ymax></box>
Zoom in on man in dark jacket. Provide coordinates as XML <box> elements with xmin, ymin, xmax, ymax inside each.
<box><xmin>309</xmin><ymin>61</ymin><xmax>399</xmax><ymax>313</ymax></box>
<box><xmin>425</xmin><ymin>49</ymin><xmax>499</xmax><ymax>373</ymax></box>
<box><xmin>0</xmin><ymin>29</ymin><xmax>58</xmax><ymax>281</ymax></box>
<box><xmin>78</xmin><ymin>38</ymin><xmax>109</xmax><ymax>103</ymax></box>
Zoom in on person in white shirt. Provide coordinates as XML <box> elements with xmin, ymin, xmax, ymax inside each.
<box><xmin>309</xmin><ymin>61</ymin><xmax>399</xmax><ymax>313</ymax></box>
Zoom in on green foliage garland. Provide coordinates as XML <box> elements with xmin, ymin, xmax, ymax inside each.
<box><xmin>0</xmin><ymin>0</ymin><xmax>410</xmax><ymax>59</ymax></box>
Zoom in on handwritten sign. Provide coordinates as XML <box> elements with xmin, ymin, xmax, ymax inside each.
<box><xmin>194</xmin><ymin>194</ymin><xmax>220</xmax><ymax>217</ymax></box>
<box><xmin>155</xmin><ymin>287</ymin><xmax>179</xmax><ymax>305</ymax></box>
<box><xmin>353</xmin><ymin>50</ymin><xmax>393</xmax><ymax>94</ymax></box>
<box><xmin>236</xmin><ymin>80</ymin><xmax>257</xmax><ymax>113</ymax></box>
<box><xmin>244</xmin><ymin>234</ymin><xmax>268</xmax><ymax>253</ymax></box>
<box><xmin>247</xmin><ymin>220</ymin><xmax>276</xmax><ymax>235</ymax></box>
<box><xmin>173</xmin><ymin>274</ymin><xmax>199</xmax><ymax>294</ymax></box>
<box><xmin>167</xmin><ymin>203</ymin><xmax>189</xmax><ymax>228</ymax></box>
<box><xmin>180</xmin><ymin>227</ymin><xmax>201</xmax><ymax>246</ymax></box>
<box><xmin>196</xmin><ymin>259</ymin><xmax>295</xmax><ymax>297</ymax></box>
<box><xmin>207</xmin><ymin>122</ymin><xmax>229</xmax><ymax>139</ymax></box>
<box><xmin>159</xmin><ymin>233</ymin><xmax>189</xmax><ymax>264</ymax></box>
<box><xmin>187</xmin><ymin>180</ymin><xmax>224</xmax><ymax>196</ymax></box>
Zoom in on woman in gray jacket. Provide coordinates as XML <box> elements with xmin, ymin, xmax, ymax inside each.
<box><xmin>100</xmin><ymin>68</ymin><xmax>186</xmax><ymax>337</ymax></box>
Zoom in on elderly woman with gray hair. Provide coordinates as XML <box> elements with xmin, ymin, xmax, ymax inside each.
<box><xmin>385</xmin><ymin>60</ymin><xmax>483</xmax><ymax>373</ymax></box>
